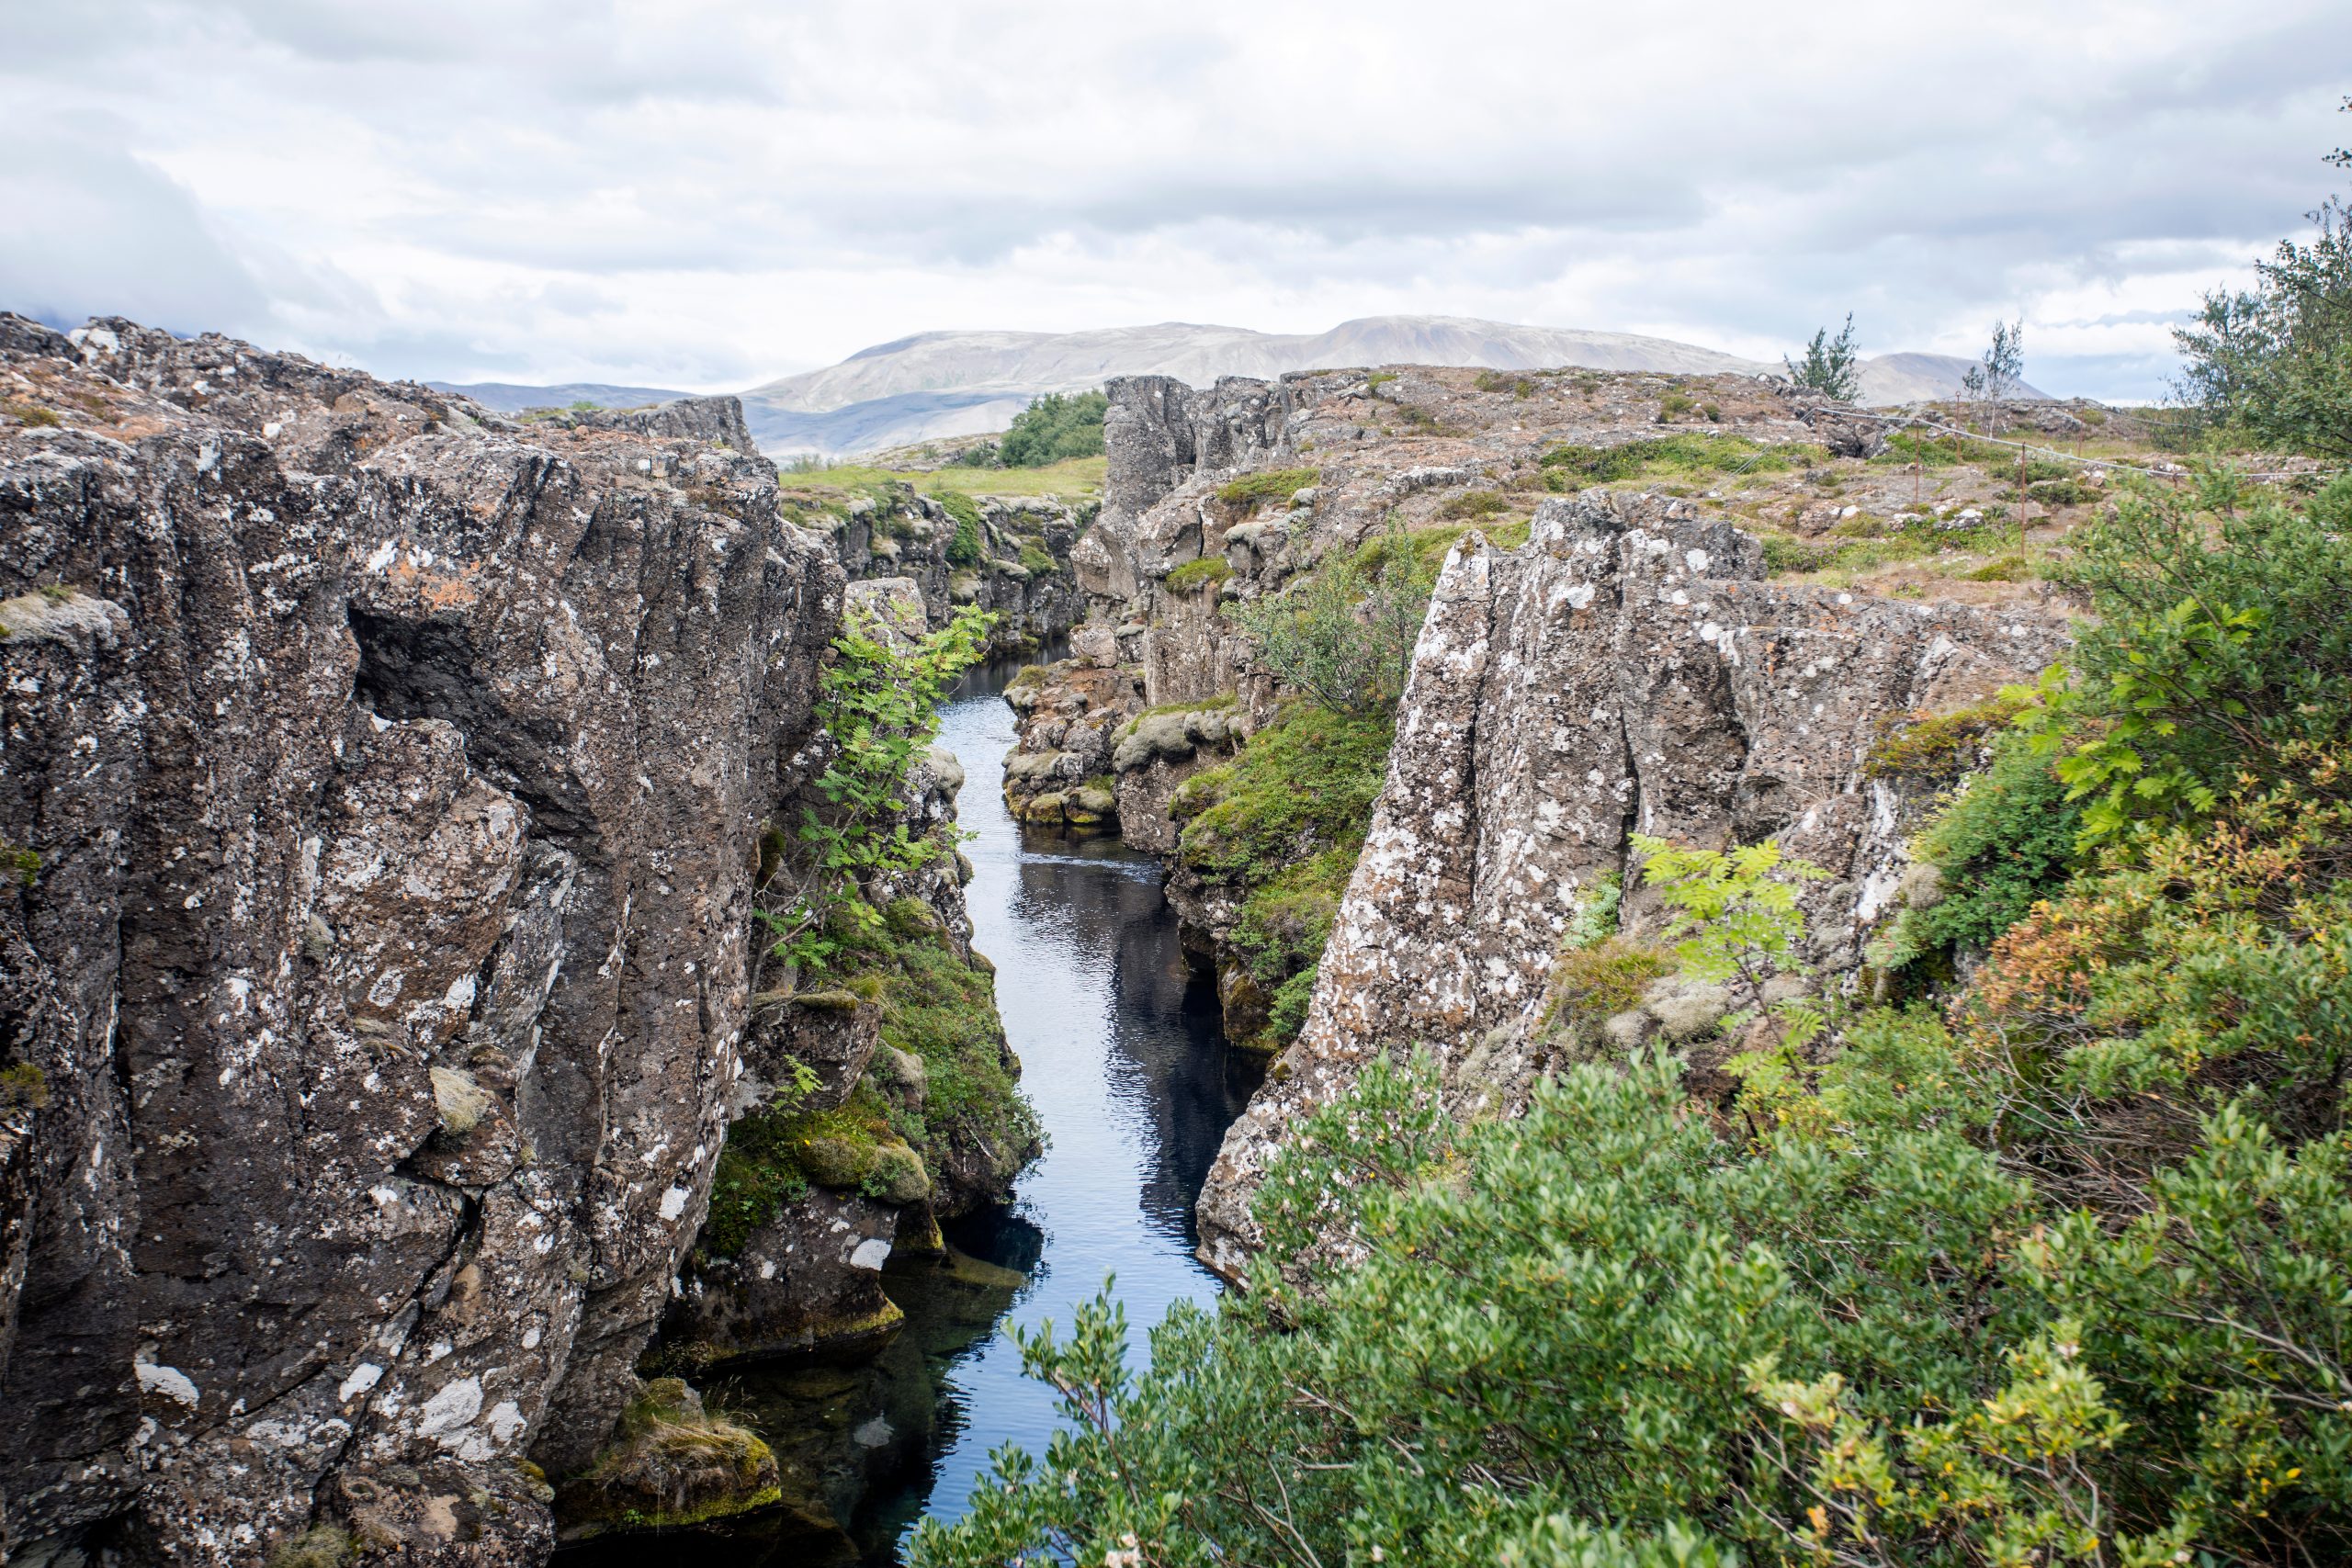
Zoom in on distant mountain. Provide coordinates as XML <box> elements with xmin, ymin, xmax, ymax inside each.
<box><xmin>735</xmin><ymin>316</ymin><xmax>2046</xmax><ymax>455</ymax></box>
<box><xmin>433</xmin><ymin>319</ymin><xmax>2049</xmax><ymax>457</ymax></box>
<box><xmin>1854</xmin><ymin>353</ymin><xmax>2048</xmax><ymax>405</ymax></box>
<box><xmin>429</xmin><ymin>380</ymin><xmax>691</xmax><ymax>413</ymax></box>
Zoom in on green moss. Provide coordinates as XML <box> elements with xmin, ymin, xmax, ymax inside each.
<box><xmin>1164</xmin><ymin>557</ymin><xmax>1233</xmax><ymax>594</ymax></box>
<box><xmin>937</xmin><ymin>490</ymin><xmax>984</xmax><ymax>565</ymax></box>
<box><xmin>1435</xmin><ymin>490</ymin><xmax>1510</xmax><ymax>521</ymax></box>
<box><xmin>1865</xmin><ymin>696</ymin><xmax>2027</xmax><ymax>784</ymax></box>
<box><xmin>0</xmin><ymin>1063</ymin><xmax>49</xmax><ymax>1111</ymax></box>
<box><xmin>1017</xmin><ymin>539</ymin><xmax>1057</xmax><ymax>576</ymax></box>
<box><xmin>0</xmin><ymin>843</ymin><xmax>38</xmax><ymax>886</ymax></box>
<box><xmin>1540</xmin><ymin>434</ymin><xmax>1830</xmax><ymax>483</ymax></box>
<box><xmin>1179</xmin><ymin>709</ymin><xmax>1396</xmax><ymax>1053</ymax></box>
<box><xmin>1541</xmin><ymin>937</ymin><xmax>1674</xmax><ymax>1029</ymax></box>
<box><xmin>266</xmin><ymin>1526</ymin><xmax>352</xmax><ymax>1568</ymax></box>
<box><xmin>1215</xmin><ymin>467</ymin><xmax>1320</xmax><ymax>510</ymax></box>
<box><xmin>558</xmin><ymin>1381</ymin><xmax>781</xmax><ymax>1537</ymax></box>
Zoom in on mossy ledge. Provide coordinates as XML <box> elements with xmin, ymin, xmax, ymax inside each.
<box><xmin>552</xmin><ymin>1379</ymin><xmax>784</xmax><ymax>1540</ymax></box>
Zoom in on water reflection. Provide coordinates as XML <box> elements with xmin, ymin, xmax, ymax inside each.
<box><xmin>558</xmin><ymin>649</ymin><xmax>1261</xmax><ymax>1565</ymax></box>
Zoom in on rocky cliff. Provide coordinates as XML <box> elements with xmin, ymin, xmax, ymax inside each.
<box><xmin>812</xmin><ymin>485</ymin><xmax>1086</xmax><ymax>652</ymax></box>
<box><xmin>0</xmin><ymin>315</ymin><xmax>891</xmax><ymax>1562</ymax></box>
<box><xmin>1191</xmin><ymin>491</ymin><xmax>2069</xmax><ymax>1271</ymax></box>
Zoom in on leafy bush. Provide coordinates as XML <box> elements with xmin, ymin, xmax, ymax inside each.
<box><xmin>2034</xmin><ymin>484</ymin><xmax>2352</xmax><ymax>842</ymax></box>
<box><xmin>998</xmin><ymin>389</ymin><xmax>1107</xmax><ymax>467</ymax></box>
<box><xmin>2174</xmin><ymin>175</ymin><xmax>2352</xmax><ymax>456</ymax></box>
<box><xmin>1905</xmin><ymin>729</ymin><xmax>2083</xmax><ymax>953</ymax></box>
<box><xmin>1229</xmin><ymin>519</ymin><xmax>1434</xmax><ymax>716</ymax></box>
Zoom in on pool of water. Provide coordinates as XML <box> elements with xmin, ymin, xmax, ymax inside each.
<box><xmin>564</xmin><ymin>651</ymin><xmax>1260</xmax><ymax>1563</ymax></box>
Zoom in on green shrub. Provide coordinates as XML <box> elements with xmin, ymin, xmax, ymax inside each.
<box><xmin>1215</xmin><ymin>467</ymin><xmax>1319</xmax><ymax>510</ymax></box>
<box><xmin>4</xmin><ymin>403</ymin><xmax>60</xmax><ymax>428</ymax></box>
<box><xmin>999</xmin><ymin>390</ymin><xmax>1107</xmax><ymax>467</ymax></box>
<box><xmin>1657</xmin><ymin>390</ymin><xmax>1696</xmax><ymax>422</ymax></box>
<box><xmin>2036</xmin><ymin>484</ymin><xmax>2352</xmax><ymax>842</ymax></box>
<box><xmin>1541</xmin><ymin>935</ymin><xmax>1672</xmax><ymax>1027</ymax></box>
<box><xmin>1162</xmin><ymin>557</ymin><xmax>1231</xmax><ymax>594</ymax></box>
<box><xmin>1229</xmin><ymin>518</ymin><xmax>1432</xmax><ymax>716</ymax></box>
<box><xmin>1905</xmin><ymin>730</ymin><xmax>2083</xmax><ymax>953</ymax></box>
<box><xmin>937</xmin><ymin>490</ymin><xmax>984</xmax><ymax>566</ymax></box>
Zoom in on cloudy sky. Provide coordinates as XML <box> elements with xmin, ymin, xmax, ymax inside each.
<box><xmin>3</xmin><ymin>1</ymin><xmax>2346</xmax><ymax>400</ymax></box>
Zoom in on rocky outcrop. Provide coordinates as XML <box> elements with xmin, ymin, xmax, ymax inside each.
<box><xmin>821</xmin><ymin>486</ymin><xmax>1086</xmax><ymax>652</ymax></box>
<box><xmin>0</xmin><ymin>316</ymin><xmax>854</xmax><ymax>1562</ymax></box>
<box><xmin>1193</xmin><ymin>491</ymin><xmax>2071</xmax><ymax>1275</ymax></box>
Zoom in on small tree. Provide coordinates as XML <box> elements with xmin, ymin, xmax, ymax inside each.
<box><xmin>1783</xmin><ymin>314</ymin><xmax>1862</xmax><ymax>401</ymax></box>
<box><xmin>2173</xmin><ymin>107</ymin><xmax>2352</xmax><ymax>457</ymax></box>
<box><xmin>998</xmin><ymin>389</ymin><xmax>1108</xmax><ymax>467</ymax></box>
<box><xmin>1961</xmin><ymin>319</ymin><xmax>2026</xmax><ymax>400</ymax></box>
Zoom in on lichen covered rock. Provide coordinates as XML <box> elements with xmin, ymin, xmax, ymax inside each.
<box><xmin>0</xmin><ymin>313</ymin><xmax>843</xmax><ymax>1562</ymax></box>
<box><xmin>1195</xmin><ymin>491</ymin><xmax>2070</xmax><ymax>1274</ymax></box>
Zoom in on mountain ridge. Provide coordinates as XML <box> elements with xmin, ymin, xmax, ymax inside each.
<box><xmin>443</xmin><ymin>315</ymin><xmax>2048</xmax><ymax>456</ymax></box>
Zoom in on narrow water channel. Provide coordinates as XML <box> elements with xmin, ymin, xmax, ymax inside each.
<box><xmin>868</xmin><ymin>651</ymin><xmax>1263</xmax><ymax>1553</ymax></box>
<box><xmin>572</xmin><ymin>650</ymin><xmax>1260</xmax><ymax>1563</ymax></box>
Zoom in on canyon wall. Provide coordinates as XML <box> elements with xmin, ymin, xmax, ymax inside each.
<box><xmin>1192</xmin><ymin>491</ymin><xmax>2069</xmax><ymax>1272</ymax></box>
<box><xmin>0</xmin><ymin>316</ymin><xmax>850</xmax><ymax>1562</ymax></box>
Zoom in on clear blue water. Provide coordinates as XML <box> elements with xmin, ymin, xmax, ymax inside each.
<box><xmin>875</xmin><ymin>661</ymin><xmax>1260</xmax><ymax>1551</ymax></box>
<box><xmin>560</xmin><ymin>654</ymin><xmax>1258</xmax><ymax>1564</ymax></box>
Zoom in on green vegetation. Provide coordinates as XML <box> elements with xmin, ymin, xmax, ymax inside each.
<box><xmin>4</xmin><ymin>402</ymin><xmax>60</xmax><ymax>428</ymax></box>
<box><xmin>1540</xmin><ymin>432</ymin><xmax>1830</xmax><ymax>486</ymax></box>
<box><xmin>1434</xmin><ymin>488</ymin><xmax>1510</xmax><ymax>520</ymax></box>
<box><xmin>1784</xmin><ymin>313</ymin><xmax>1862</xmax><ymax>400</ymax></box>
<box><xmin>998</xmin><ymin>389</ymin><xmax>1108</xmax><ymax>467</ymax></box>
<box><xmin>1474</xmin><ymin>369</ymin><xmax>1534</xmax><ymax>397</ymax></box>
<box><xmin>0</xmin><ymin>1063</ymin><xmax>49</xmax><ymax>1112</ymax></box>
<box><xmin>1161</xmin><ymin>556</ymin><xmax>1232</xmax><ymax>594</ymax></box>
<box><xmin>710</xmin><ymin>901</ymin><xmax>1039</xmax><ymax>1252</ymax></box>
<box><xmin>1758</xmin><ymin>507</ymin><xmax>2022</xmax><ymax>577</ymax></box>
<box><xmin>785</xmin><ymin>456</ymin><xmax>1104</xmax><ymax>501</ymax></box>
<box><xmin>0</xmin><ymin>842</ymin><xmax>38</xmax><ymax>886</ymax></box>
<box><xmin>761</xmin><ymin>604</ymin><xmax>991</xmax><ymax>974</ymax></box>
<box><xmin>265</xmin><ymin>1526</ymin><xmax>352</xmax><ymax>1568</ymax></box>
<box><xmin>1229</xmin><ymin>517</ymin><xmax>1434</xmax><ymax>717</ymax></box>
<box><xmin>1214</xmin><ymin>467</ymin><xmax>1319</xmax><ymax>511</ymax></box>
<box><xmin>912</xmin><ymin>450</ymin><xmax>2352</xmax><ymax>1566</ymax></box>
<box><xmin>557</xmin><ymin>1379</ymin><xmax>781</xmax><ymax>1534</ymax></box>
<box><xmin>1176</xmin><ymin>709</ymin><xmax>1396</xmax><ymax>1053</ymax></box>
<box><xmin>1015</xmin><ymin>538</ymin><xmax>1057</xmax><ymax>576</ymax></box>
<box><xmin>935</xmin><ymin>489</ymin><xmax>984</xmax><ymax>566</ymax></box>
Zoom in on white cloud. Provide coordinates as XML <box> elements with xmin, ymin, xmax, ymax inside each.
<box><xmin>4</xmin><ymin>0</ymin><xmax>2346</xmax><ymax>399</ymax></box>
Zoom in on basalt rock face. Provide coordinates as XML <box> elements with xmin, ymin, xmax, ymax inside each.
<box><xmin>0</xmin><ymin>316</ymin><xmax>846</xmax><ymax>1562</ymax></box>
<box><xmin>1193</xmin><ymin>491</ymin><xmax>2071</xmax><ymax>1275</ymax></box>
<box><xmin>825</xmin><ymin>488</ymin><xmax>1087</xmax><ymax>652</ymax></box>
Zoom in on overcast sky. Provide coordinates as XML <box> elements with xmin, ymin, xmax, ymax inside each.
<box><xmin>3</xmin><ymin>1</ymin><xmax>2346</xmax><ymax>400</ymax></box>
